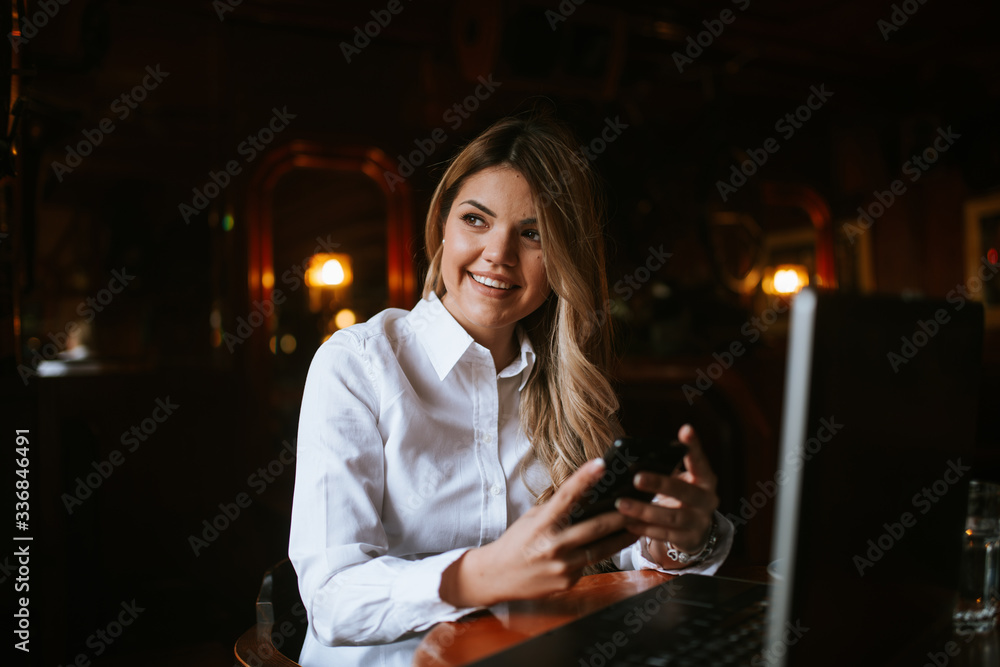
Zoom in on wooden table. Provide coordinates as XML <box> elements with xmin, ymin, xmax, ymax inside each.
<box><xmin>412</xmin><ymin>562</ymin><xmax>1000</xmax><ymax>667</ymax></box>
<box><xmin>413</xmin><ymin>564</ymin><xmax>769</xmax><ymax>667</ymax></box>
<box><xmin>232</xmin><ymin>560</ymin><xmax>1000</xmax><ymax>666</ymax></box>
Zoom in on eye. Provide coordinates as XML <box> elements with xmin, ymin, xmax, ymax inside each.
<box><xmin>523</xmin><ymin>229</ymin><xmax>541</xmax><ymax>242</ymax></box>
<box><xmin>461</xmin><ymin>213</ymin><xmax>486</xmax><ymax>227</ymax></box>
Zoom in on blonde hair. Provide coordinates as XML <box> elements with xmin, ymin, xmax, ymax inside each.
<box><xmin>422</xmin><ymin>114</ymin><xmax>622</xmax><ymax>503</ymax></box>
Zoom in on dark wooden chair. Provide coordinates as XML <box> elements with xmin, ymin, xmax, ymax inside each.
<box><xmin>234</xmin><ymin>559</ymin><xmax>308</xmax><ymax>667</ymax></box>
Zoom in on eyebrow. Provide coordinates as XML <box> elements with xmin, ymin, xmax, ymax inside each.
<box><xmin>460</xmin><ymin>199</ymin><xmax>537</xmax><ymax>226</ymax></box>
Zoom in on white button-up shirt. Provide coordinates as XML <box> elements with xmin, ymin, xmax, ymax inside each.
<box><xmin>289</xmin><ymin>293</ymin><xmax>732</xmax><ymax>667</ymax></box>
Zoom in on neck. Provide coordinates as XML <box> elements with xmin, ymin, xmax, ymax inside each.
<box><xmin>438</xmin><ymin>293</ymin><xmax>520</xmax><ymax>370</ymax></box>
<box><xmin>491</xmin><ymin>336</ymin><xmax>520</xmax><ymax>372</ymax></box>
<box><xmin>471</xmin><ymin>327</ymin><xmax>518</xmax><ymax>371</ymax></box>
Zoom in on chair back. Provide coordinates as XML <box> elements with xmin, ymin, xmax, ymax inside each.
<box><xmin>235</xmin><ymin>559</ymin><xmax>307</xmax><ymax>667</ymax></box>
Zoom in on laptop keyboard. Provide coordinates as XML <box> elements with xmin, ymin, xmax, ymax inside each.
<box><xmin>579</xmin><ymin>579</ymin><xmax>769</xmax><ymax>667</ymax></box>
<box><xmin>615</xmin><ymin>598</ymin><xmax>767</xmax><ymax>666</ymax></box>
<box><xmin>467</xmin><ymin>576</ymin><xmax>770</xmax><ymax>667</ymax></box>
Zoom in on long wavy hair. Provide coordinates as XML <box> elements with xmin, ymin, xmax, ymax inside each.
<box><xmin>422</xmin><ymin>113</ymin><xmax>622</xmax><ymax>504</ymax></box>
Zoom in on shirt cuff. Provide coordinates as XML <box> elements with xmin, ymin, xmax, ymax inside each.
<box><xmin>390</xmin><ymin>547</ymin><xmax>484</xmax><ymax>633</ymax></box>
<box><xmin>626</xmin><ymin>511</ymin><xmax>735</xmax><ymax>576</ymax></box>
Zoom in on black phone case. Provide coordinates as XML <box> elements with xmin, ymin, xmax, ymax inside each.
<box><xmin>569</xmin><ymin>437</ymin><xmax>688</xmax><ymax>524</ymax></box>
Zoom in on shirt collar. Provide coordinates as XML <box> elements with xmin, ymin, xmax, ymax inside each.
<box><xmin>499</xmin><ymin>325</ymin><xmax>536</xmax><ymax>391</ymax></box>
<box><xmin>409</xmin><ymin>292</ymin><xmax>536</xmax><ymax>390</ymax></box>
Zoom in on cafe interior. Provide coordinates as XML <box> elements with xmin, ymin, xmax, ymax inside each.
<box><xmin>3</xmin><ymin>0</ymin><xmax>999</xmax><ymax>664</ymax></box>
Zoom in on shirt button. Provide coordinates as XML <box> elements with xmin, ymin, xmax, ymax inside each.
<box><xmin>490</xmin><ymin>484</ymin><xmax>502</xmax><ymax>496</ymax></box>
<box><xmin>483</xmin><ymin>434</ymin><xmax>493</xmax><ymax>444</ymax></box>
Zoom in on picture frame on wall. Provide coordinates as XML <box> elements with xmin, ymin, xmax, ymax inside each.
<box><xmin>963</xmin><ymin>193</ymin><xmax>1000</xmax><ymax>330</ymax></box>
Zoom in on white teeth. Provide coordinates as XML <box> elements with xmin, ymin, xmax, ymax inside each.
<box><xmin>471</xmin><ymin>273</ymin><xmax>513</xmax><ymax>290</ymax></box>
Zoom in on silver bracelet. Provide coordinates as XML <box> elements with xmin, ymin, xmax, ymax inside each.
<box><xmin>664</xmin><ymin>515</ymin><xmax>719</xmax><ymax>566</ymax></box>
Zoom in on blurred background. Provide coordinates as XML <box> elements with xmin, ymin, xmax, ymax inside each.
<box><xmin>1</xmin><ymin>0</ymin><xmax>999</xmax><ymax>664</ymax></box>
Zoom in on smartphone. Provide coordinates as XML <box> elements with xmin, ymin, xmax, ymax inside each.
<box><xmin>569</xmin><ymin>437</ymin><xmax>689</xmax><ymax>524</ymax></box>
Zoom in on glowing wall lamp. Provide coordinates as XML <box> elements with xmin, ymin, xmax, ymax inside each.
<box><xmin>761</xmin><ymin>264</ymin><xmax>810</xmax><ymax>296</ymax></box>
<box><xmin>305</xmin><ymin>253</ymin><xmax>353</xmax><ymax>312</ymax></box>
<box><xmin>306</xmin><ymin>254</ymin><xmax>353</xmax><ymax>288</ymax></box>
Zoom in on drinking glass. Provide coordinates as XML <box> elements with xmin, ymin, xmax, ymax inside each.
<box><xmin>954</xmin><ymin>480</ymin><xmax>1000</xmax><ymax>633</ymax></box>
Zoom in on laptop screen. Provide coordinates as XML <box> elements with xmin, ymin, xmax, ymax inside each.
<box><xmin>767</xmin><ymin>289</ymin><xmax>984</xmax><ymax>665</ymax></box>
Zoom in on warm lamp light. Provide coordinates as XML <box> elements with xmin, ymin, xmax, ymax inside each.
<box><xmin>334</xmin><ymin>309</ymin><xmax>357</xmax><ymax>329</ymax></box>
<box><xmin>306</xmin><ymin>253</ymin><xmax>353</xmax><ymax>288</ymax></box>
<box><xmin>762</xmin><ymin>264</ymin><xmax>809</xmax><ymax>295</ymax></box>
<box><xmin>773</xmin><ymin>269</ymin><xmax>801</xmax><ymax>293</ymax></box>
<box><xmin>305</xmin><ymin>253</ymin><xmax>353</xmax><ymax>314</ymax></box>
<box><xmin>321</xmin><ymin>260</ymin><xmax>345</xmax><ymax>286</ymax></box>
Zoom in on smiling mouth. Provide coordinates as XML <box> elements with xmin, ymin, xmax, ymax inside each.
<box><xmin>469</xmin><ymin>272</ymin><xmax>515</xmax><ymax>290</ymax></box>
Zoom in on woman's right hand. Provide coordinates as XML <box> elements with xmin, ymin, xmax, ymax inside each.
<box><xmin>439</xmin><ymin>459</ymin><xmax>639</xmax><ymax>608</ymax></box>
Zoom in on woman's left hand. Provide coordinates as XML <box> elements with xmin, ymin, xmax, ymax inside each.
<box><xmin>613</xmin><ymin>423</ymin><xmax>719</xmax><ymax>568</ymax></box>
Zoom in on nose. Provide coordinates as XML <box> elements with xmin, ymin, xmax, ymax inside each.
<box><xmin>482</xmin><ymin>228</ymin><xmax>518</xmax><ymax>266</ymax></box>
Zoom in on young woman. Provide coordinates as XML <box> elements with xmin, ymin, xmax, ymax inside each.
<box><xmin>289</xmin><ymin>113</ymin><xmax>732</xmax><ymax>666</ymax></box>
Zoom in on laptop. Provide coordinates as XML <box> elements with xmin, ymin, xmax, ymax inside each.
<box><xmin>468</xmin><ymin>288</ymin><xmax>984</xmax><ymax>666</ymax></box>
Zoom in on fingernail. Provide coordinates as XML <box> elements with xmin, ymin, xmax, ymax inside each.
<box><xmin>589</xmin><ymin>458</ymin><xmax>606</xmax><ymax>472</ymax></box>
<box><xmin>633</xmin><ymin>473</ymin><xmax>645</xmax><ymax>488</ymax></box>
<box><xmin>616</xmin><ymin>498</ymin><xmax>632</xmax><ymax>511</ymax></box>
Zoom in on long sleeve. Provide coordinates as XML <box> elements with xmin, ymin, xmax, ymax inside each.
<box><xmin>289</xmin><ymin>332</ymin><xmax>480</xmax><ymax>647</ymax></box>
